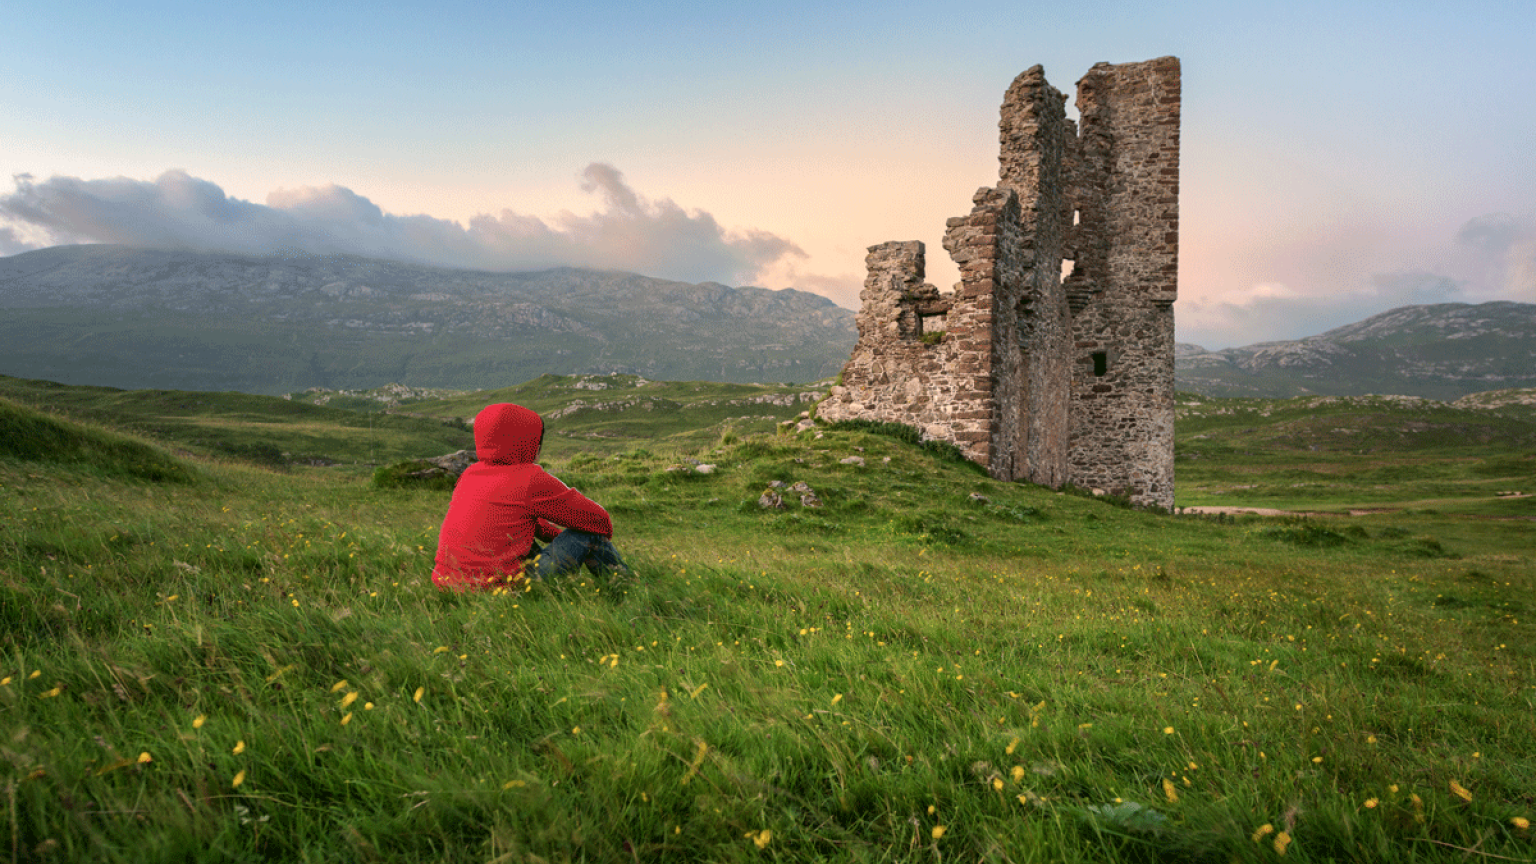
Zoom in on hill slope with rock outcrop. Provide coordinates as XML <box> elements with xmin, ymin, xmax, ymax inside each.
<box><xmin>1176</xmin><ymin>301</ymin><xmax>1536</xmax><ymax>399</ymax></box>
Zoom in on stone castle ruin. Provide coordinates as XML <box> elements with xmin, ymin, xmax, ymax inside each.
<box><xmin>818</xmin><ymin>57</ymin><xmax>1180</xmax><ymax>509</ymax></box>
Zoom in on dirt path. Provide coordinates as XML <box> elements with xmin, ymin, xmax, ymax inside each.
<box><xmin>1182</xmin><ymin>492</ymin><xmax>1529</xmax><ymax>519</ymax></box>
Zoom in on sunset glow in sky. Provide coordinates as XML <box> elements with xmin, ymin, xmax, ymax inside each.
<box><xmin>3</xmin><ymin>0</ymin><xmax>1533</xmax><ymax>348</ymax></box>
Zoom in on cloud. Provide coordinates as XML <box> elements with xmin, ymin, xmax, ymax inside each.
<box><xmin>0</xmin><ymin>165</ymin><xmax>805</xmax><ymax>286</ymax></box>
<box><xmin>0</xmin><ymin>225</ymin><xmax>29</xmax><ymax>256</ymax></box>
<box><xmin>1456</xmin><ymin>213</ymin><xmax>1536</xmax><ymax>299</ymax></box>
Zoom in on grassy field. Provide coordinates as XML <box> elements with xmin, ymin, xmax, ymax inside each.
<box><xmin>0</xmin><ymin>382</ymin><xmax>1533</xmax><ymax>862</ymax></box>
<box><xmin>1176</xmin><ymin>392</ymin><xmax>1536</xmax><ymax>517</ymax></box>
<box><xmin>1</xmin><ymin>373</ymin><xmax>824</xmax><ymax>469</ymax></box>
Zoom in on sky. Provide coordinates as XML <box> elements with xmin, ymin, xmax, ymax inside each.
<box><xmin>2</xmin><ymin>0</ymin><xmax>1532</xmax><ymax>350</ymax></box>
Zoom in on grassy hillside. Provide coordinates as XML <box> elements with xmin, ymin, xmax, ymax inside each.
<box><xmin>401</xmin><ymin>374</ymin><xmax>825</xmax><ymax>462</ymax></box>
<box><xmin>2</xmin><ymin>401</ymin><xmax>1532</xmax><ymax>861</ymax></box>
<box><xmin>0</xmin><ymin>374</ymin><xmax>474</xmax><ymax>469</ymax></box>
<box><xmin>0</xmin><ymin>373</ymin><xmax>824</xmax><ymax>470</ymax></box>
<box><xmin>1175</xmin><ymin>393</ymin><xmax>1536</xmax><ymax>514</ymax></box>
<box><xmin>0</xmin><ymin>395</ymin><xmax>195</xmax><ymax>484</ymax></box>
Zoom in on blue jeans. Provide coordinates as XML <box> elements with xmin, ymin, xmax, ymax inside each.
<box><xmin>526</xmin><ymin>530</ymin><xmax>629</xmax><ymax>580</ymax></box>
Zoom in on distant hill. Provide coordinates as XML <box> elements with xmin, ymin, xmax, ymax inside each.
<box><xmin>7</xmin><ymin>245</ymin><xmax>1532</xmax><ymax>402</ymax></box>
<box><xmin>1176</xmin><ymin>302</ymin><xmax>1536</xmax><ymax>399</ymax></box>
<box><xmin>0</xmin><ymin>245</ymin><xmax>855</xmax><ymax>395</ymax></box>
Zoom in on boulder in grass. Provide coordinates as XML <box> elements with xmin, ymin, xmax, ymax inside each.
<box><xmin>425</xmin><ymin>449</ymin><xmax>476</xmax><ymax>476</ymax></box>
<box><xmin>373</xmin><ymin>458</ymin><xmax>460</xmax><ymax>491</ymax></box>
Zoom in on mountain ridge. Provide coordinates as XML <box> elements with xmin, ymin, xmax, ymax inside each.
<box><xmin>0</xmin><ymin>245</ymin><xmax>855</xmax><ymax>394</ymax></box>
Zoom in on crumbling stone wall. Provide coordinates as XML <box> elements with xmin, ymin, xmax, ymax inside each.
<box><xmin>818</xmin><ymin>240</ymin><xmax>996</xmax><ymax>458</ymax></box>
<box><xmin>819</xmin><ymin>56</ymin><xmax>1180</xmax><ymax>509</ymax></box>
<box><xmin>1065</xmin><ymin>58</ymin><xmax>1181</xmax><ymax>508</ymax></box>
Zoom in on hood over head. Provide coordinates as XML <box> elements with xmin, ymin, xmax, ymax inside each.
<box><xmin>472</xmin><ymin>403</ymin><xmax>544</xmax><ymax>465</ymax></box>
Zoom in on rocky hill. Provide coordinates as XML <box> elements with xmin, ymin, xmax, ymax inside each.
<box><xmin>1175</xmin><ymin>301</ymin><xmax>1536</xmax><ymax>400</ymax></box>
<box><xmin>0</xmin><ymin>245</ymin><xmax>855</xmax><ymax>394</ymax></box>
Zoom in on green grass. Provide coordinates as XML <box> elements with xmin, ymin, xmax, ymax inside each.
<box><xmin>1176</xmin><ymin>393</ymin><xmax>1536</xmax><ymax>513</ymax></box>
<box><xmin>2</xmin><ymin>393</ymin><xmax>1534</xmax><ymax>862</ymax></box>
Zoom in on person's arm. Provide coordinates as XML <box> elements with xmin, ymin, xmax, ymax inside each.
<box><xmin>527</xmin><ymin>469</ymin><xmax>614</xmax><ymax>537</ymax></box>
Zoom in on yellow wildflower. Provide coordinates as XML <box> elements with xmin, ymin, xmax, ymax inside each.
<box><xmin>1274</xmin><ymin>831</ymin><xmax>1291</xmax><ymax>855</ymax></box>
<box><xmin>1511</xmin><ymin>817</ymin><xmax>1529</xmax><ymax>830</ymax></box>
<box><xmin>136</xmin><ymin>752</ymin><xmax>152</xmax><ymax>764</ymax></box>
<box><xmin>340</xmin><ymin>712</ymin><xmax>353</xmax><ymax>726</ymax></box>
<box><xmin>192</xmin><ymin>714</ymin><xmax>206</xmax><ymax>729</ymax></box>
<box><xmin>1011</xmin><ymin>765</ymin><xmax>1025</xmax><ymax>782</ymax></box>
<box><xmin>831</xmin><ymin>693</ymin><xmax>843</xmax><ymax>705</ymax></box>
<box><xmin>1450</xmin><ymin>780</ymin><xmax>1472</xmax><ymax>802</ymax></box>
<box><xmin>413</xmin><ymin>686</ymin><xmax>425</xmax><ymax>704</ymax></box>
<box><xmin>340</xmin><ymin>691</ymin><xmax>359</xmax><ymax>709</ymax></box>
<box><xmin>232</xmin><ymin>740</ymin><xmax>245</xmax><ymax>755</ymax></box>
<box><xmin>1163</xmin><ymin>726</ymin><xmax>1175</xmax><ymax>735</ymax></box>
<box><xmin>1162</xmin><ymin>777</ymin><xmax>1179</xmax><ymax>803</ymax></box>
<box><xmin>1251</xmin><ymin>824</ymin><xmax>1274</xmax><ymax>843</ymax></box>
<box><xmin>932</xmin><ymin>826</ymin><xmax>946</xmax><ymax>840</ymax></box>
<box><xmin>1364</xmin><ymin>798</ymin><xmax>1378</xmax><ymax>809</ymax></box>
<box><xmin>232</xmin><ymin>770</ymin><xmax>246</xmax><ymax>788</ymax></box>
<box><xmin>752</xmin><ymin>829</ymin><xmax>771</xmax><ymax>849</ymax></box>
<box><xmin>330</xmin><ymin>679</ymin><xmax>349</xmax><ymax>693</ymax></box>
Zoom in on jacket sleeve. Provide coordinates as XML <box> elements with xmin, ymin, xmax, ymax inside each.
<box><xmin>527</xmin><ymin>468</ymin><xmax>614</xmax><ymax>537</ymax></box>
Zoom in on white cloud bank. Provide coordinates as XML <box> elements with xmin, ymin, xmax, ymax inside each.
<box><xmin>0</xmin><ymin>164</ymin><xmax>806</xmax><ymax>287</ymax></box>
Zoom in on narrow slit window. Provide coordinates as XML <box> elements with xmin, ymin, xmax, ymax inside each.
<box><xmin>1092</xmin><ymin>351</ymin><xmax>1108</xmax><ymax>377</ymax></box>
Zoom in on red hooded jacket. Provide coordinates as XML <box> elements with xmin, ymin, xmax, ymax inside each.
<box><xmin>432</xmin><ymin>403</ymin><xmax>613</xmax><ymax>591</ymax></box>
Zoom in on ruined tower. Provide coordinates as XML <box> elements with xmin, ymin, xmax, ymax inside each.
<box><xmin>818</xmin><ymin>57</ymin><xmax>1180</xmax><ymax>509</ymax></box>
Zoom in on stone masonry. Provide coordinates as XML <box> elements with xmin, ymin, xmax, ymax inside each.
<box><xmin>818</xmin><ymin>57</ymin><xmax>1180</xmax><ymax>509</ymax></box>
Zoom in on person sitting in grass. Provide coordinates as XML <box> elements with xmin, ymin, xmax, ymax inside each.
<box><xmin>432</xmin><ymin>403</ymin><xmax>629</xmax><ymax>591</ymax></box>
